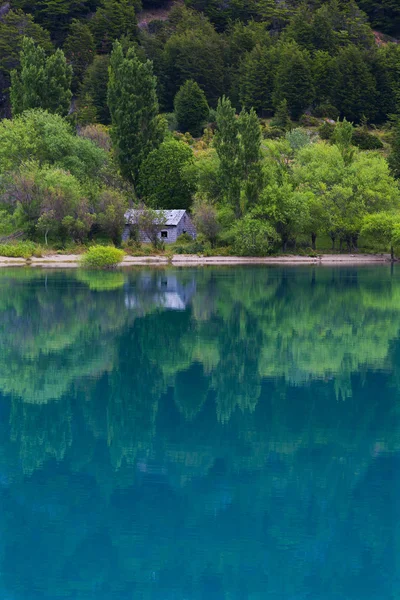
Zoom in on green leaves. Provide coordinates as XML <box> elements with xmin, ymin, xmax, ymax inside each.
<box><xmin>11</xmin><ymin>38</ymin><xmax>72</xmax><ymax>117</ymax></box>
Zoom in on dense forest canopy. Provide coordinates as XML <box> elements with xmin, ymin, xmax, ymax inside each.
<box><xmin>1</xmin><ymin>0</ymin><xmax>400</xmax><ymax>254</ymax></box>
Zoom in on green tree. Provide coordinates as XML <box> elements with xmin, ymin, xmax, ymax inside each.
<box><xmin>273</xmin><ymin>42</ymin><xmax>314</xmax><ymax>120</ymax></box>
<box><xmin>79</xmin><ymin>55</ymin><xmax>110</xmax><ymax>124</ymax></box>
<box><xmin>334</xmin><ymin>45</ymin><xmax>377</xmax><ymax>122</ymax></box>
<box><xmin>90</xmin><ymin>0</ymin><xmax>139</xmax><ymax>54</ymax></box>
<box><xmin>138</xmin><ymin>140</ymin><xmax>195</xmax><ymax>209</ymax></box>
<box><xmin>215</xmin><ymin>97</ymin><xmax>264</xmax><ymax>217</ymax></box>
<box><xmin>63</xmin><ymin>20</ymin><xmax>95</xmax><ymax>91</ymax></box>
<box><xmin>333</xmin><ymin>118</ymin><xmax>355</xmax><ymax>166</ymax></box>
<box><xmin>0</xmin><ymin>109</ymin><xmax>107</xmax><ymax>181</ymax></box>
<box><xmin>233</xmin><ymin>214</ymin><xmax>279</xmax><ymax>256</ymax></box>
<box><xmin>174</xmin><ymin>80</ymin><xmax>209</xmax><ymax>137</ymax></box>
<box><xmin>239</xmin><ymin>44</ymin><xmax>275</xmax><ymax>116</ymax></box>
<box><xmin>271</xmin><ymin>99</ymin><xmax>292</xmax><ymax>131</ymax></box>
<box><xmin>361</xmin><ymin>211</ymin><xmax>400</xmax><ymax>259</ymax></box>
<box><xmin>389</xmin><ymin>120</ymin><xmax>400</xmax><ymax>180</ymax></box>
<box><xmin>10</xmin><ymin>38</ymin><xmax>72</xmax><ymax>117</ymax></box>
<box><xmin>108</xmin><ymin>41</ymin><xmax>163</xmax><ymax>184</ymax></box>
<box><xmin>0</xmin><ymin>9</ymin><xmax>52</xmax><ymax>79</ymax></box>
<box><xmin>96</xmin><ymin>189</ymin><xmax>128</xmax><ymax>245</ymax></box>
<box><xmin>163</xmin><ymin>9</ymin><xmax>226</xmax><ymax>108</ymax></box>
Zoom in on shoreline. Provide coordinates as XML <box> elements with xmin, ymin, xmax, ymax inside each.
<box><xmin>0</xmin><ymin>253</ymin><xmax>392</xmax><ymax>268</ymax></box>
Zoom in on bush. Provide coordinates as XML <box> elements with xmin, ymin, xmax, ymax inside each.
<box><xmin>352</xmin><ymin>129</ymin><xmax>384</xmax><ymax>150</ymax></box>
<box><xmin>0</xmin><ymin>241</ymin><xmax>42</xmax><ymax>258</ymax></box>
<box><xmin>80</xmin><ymin>245</ymin><xmax>124</xmax><ymax>269</ymax></box>
<box><xmin>313</xmin><ymin>104</ymin><xmax>339</xmax><ymax>120</ymax></box>
<box><xmin>233</xmin><ymin>216</ymin><xmax>279</xmax><ymax>256</ymax></box>
<box><xmin>263</xmin><ymin>125</ymin><xmax>284</xmax><ymax>139</ymax></box>
<box><xmin>173</xmin><ymin>240</ymin><xmax>207</xmax><ymax>254</ymax></box>
<box><xmin>174</xmin><ymin>80</ymin><xmax>210</xmax><ymax>137</ymax></box>
<box><xmin>318</xmin><ymin>121</ymin><xmax>335</xmax><ymax>140</ymax></box>
<box><xmin>176</xmin><ymin>232</ymin><xmax>194</xmax><ymax>243</ymax></box>
<box><xmin>299</xmin><ymin>114</ymin><xmax>320</xmax><ymax>127</ymax></box>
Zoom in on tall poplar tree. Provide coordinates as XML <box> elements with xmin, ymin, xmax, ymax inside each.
<box><xmin>107</xmin><ymin>41</ymin><xmax>164</xmax><ymax>185</ymax></box>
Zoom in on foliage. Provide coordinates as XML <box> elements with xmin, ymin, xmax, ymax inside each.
<box><xmin>0</xmin><ymin>110</ymin><xmax>108</xmax><ymax>181</ymax></box>
<box><xmin>96</xmin><ymin>189</ymin><xmax>128</xmax><ymax>245</ymax></box>
<box><xmin>11</xmin><ymin>38</ymin><xmax>72</xmax><ymax>117</ymax></box>
<box><xmin>233</xmin><ymin>215</ymin><xmax>279</xmax><ymax>256</ymax></box>
<box><xmin>174</xmin><ymin>80</ymin><xmax>209</xmax><ymax>137</ymax></box>
<box><xmin>192</xmin><ymin>197</ymin><xmax>220</xmax><ymax>246</ymax></box>
<box><xmin>108</xmin><ymin>41</ymin><xmax>163</xmax><ymax>184</ymax></box>
<box><xmin>361</xmin><ymin>212</ymin><xmax>400</xmax><ymax>258</ymax></box>
<box><xmin>81</xmin><ymin>245</ymin><xmax>125</xmax><ymax>268</ymax></box>
<box><xmin>90</xmin><ymin>0</ymin><xmax>138</xmax><ymax>54</ymax></box>
<box><xmin>138</xmin><ymin>140</ymin><xmax>195</xmax><ymax>209</ymax></box>
<box><xmin>352</xmin><ymin>129</ymin><xmax>384</xmax><ymax>150</ymax></box>
<box><xmin>135</xmin><ymin>206</ymin><xmax>167</xmax><ymax>248</ymax></box>
<box><xmin>79</xmin><ymin>55</ymin><xmax>110</xmax><ymax>124</ymax></box>
<box><xmin>63</xmin><ymin>20</ymin><xmax>95</xmax><ymax>91</ymax></box>
<box><xmin>0</xmin><ymin>241</ymin><xmax>41</xmax><ymax>258</ymax></box>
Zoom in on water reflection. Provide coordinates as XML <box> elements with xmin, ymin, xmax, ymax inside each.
<box><xmin>0</xmin><ymin>266</ymin><xmax>399</xmax><ymax>599</ymax></box>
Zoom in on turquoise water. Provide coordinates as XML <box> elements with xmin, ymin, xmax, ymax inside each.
<box><xmin>0</xmin><ymin>266</ymin><xmax>399</xmax><ymax>599</ymax></box>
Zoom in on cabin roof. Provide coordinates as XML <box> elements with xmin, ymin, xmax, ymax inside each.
<box><xmin>125</xmin><ymin>209</ymin><xmax>187</xmax><ymax>226</ymax></box>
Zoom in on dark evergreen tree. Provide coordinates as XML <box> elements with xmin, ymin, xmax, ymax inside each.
<box><xmin>90</xmin><ymin>0</ymin><xmax>139</xmax><ymax>54</ymax></box>
<box><xmin>174</xmin><ymin>80</ymin><xmax>209</xmax><ymax>137</ymax></box>
<box><xmin>79</xmin><ymin>55</ymin><xmax>110</xmax><ymax>124</ymax></box>
<box><xmin>273</xmin><ymin>43</ymin><xmax>314</xmax><ymax>120</ymax></box>
<box><xmin>334</xmin><ymin>45</ymin><xmax>377</xmax><ymax>122</ymax></box>
<box><xmin>239</xmin><ymin>44</ymin><xmax>275</xmax><ymax>116</ymax></box>
<box><xmin>64</xmin><ymin>20</ymin><xmax>95</xmax><ymax>91</ymax></box>
<box><xmin>108</xmin><ymin>41</ymin><xmax>163</xmax><ymax>184</ymax></box>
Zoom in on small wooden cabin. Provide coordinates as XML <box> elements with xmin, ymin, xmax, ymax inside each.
<box><xmin>123</xmin><ymin>209</ymin><xmax>196</xmax><ymax>244</ymax></box>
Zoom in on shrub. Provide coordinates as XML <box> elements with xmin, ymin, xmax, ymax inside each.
<box><xmin>263</xmin><ymin>125</ymin><xmax>284</xmax><ymax>139</ymax></box>
<box><xmin>285</xmin><ymin>128</ymin><xmax>311</xmax><ymax>152</ymax></box>
<box><xmin>233</xmin><ymin>216</ymin><xmax>279</xmax><ymax>256</ymax></box>
<box><xmin>0</xmin><ymin>241</ymin><xmax>41</xmax><ymax>258</ymax></box>
<box><xmin>80</xmin><ymin>245</ymin><xmax>124</xmax><ymax>269</ymax></box>
<box><xmin>318</xmin><ymin>121</ymin><xmax>335</xmax><ymax>140</ymax></box>
<box><xmin>299</xmin><ymin>114</ymin><xmax>320</xmax><ymax>127</ymax></box>
<box><xmin>313</xmin><ymin>104</ymin><xmax>339</xmax><ymax>120</ymax></box>
<box><xmin>352</xmin><ymin>129</ymin><xmax>384</xmax><ymax>150</ymax></box>
<box><xmin>176</xmin><ymin>232</ymin><xmax>193</xmax><ymax>243</ymax></box>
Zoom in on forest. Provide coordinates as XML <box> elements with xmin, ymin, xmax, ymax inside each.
<box><xmin>1</xmin><ymin>0</ymin><xmax>400</xmax><ymax>255</ymax></box>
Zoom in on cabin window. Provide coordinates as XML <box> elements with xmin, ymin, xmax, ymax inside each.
<box><xmin>161</xmin><ymin>231</ymin><xmax>168</xmax><ymax>238</ymax></box>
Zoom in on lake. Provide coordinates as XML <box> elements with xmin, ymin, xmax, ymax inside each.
<box><xmin>0</xmin><ymin>266</ymin><xmax>399</xmax><ymax>599</ymax></box>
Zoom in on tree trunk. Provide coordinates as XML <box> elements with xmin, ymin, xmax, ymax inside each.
<box><xmin>311</xmin><ymin>233</ymin><xmax>316</xmax><ymax>250</ymax></box>
<box><xmin>45</xmin><ymin>228</ymin><xmax>49</xmax><ymax>246</ymax></box>
<box><xmin>352</xmin><ymin>235</ymin><xmax>359</xmax><ymax>252</ymax></box>
<box><xmin>330</xmin><ymin>233</ymin><xmax>336</xmax><ymax>251</ymax></box>
<box><xmin>391</xmin><ymin>245</ymin><xmax>394</xmax><ymax>261</ymax></box>
<box><xmin>339</xmin><ymin>238</ymin><xmax>343</xmax><ymax>253</ymax></box>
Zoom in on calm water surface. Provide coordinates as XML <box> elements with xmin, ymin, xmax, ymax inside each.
<box><xmin>0</xmin><ymin>266</ymin><xmax>399</xmax><ymax>599</ymax></box>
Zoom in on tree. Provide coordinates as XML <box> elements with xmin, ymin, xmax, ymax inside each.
<box><xmin>108</xmin><ymin>41</ymin><xmax>163</xmax><ymax>185</ymax></box>
<box><xmin>192</xmin><ymin>197</ymin><xmax>220</xmax><ymax>246</ymax></box>
<box><xmin>0</xmin><ymin>9</ymin><xmax>52</xmax><ymax>79</ymax></box>
<box><xmin>273</xmin><ymin>42</ymin><xmax>314</xmax><ymax>120</ymax></box>
<box><xmin>163</xmin><ymin>9</ymin><xmax>226</xmax><ymax>108</ymax></box>
<box><xmin>271</xmin><ymin>99</ymin><xmax>292</xmax><ymax>130</ymax></box>
<box><xmin>136</xmin><ymin>206</ymin><xmax>167</xmax><ymax>248</ymax></box>
<box><xmin>63</xmin><ymin>20</ymin><xmax>95</xmax><ymax>91</ymax></box>
<box><xmin>174</xmin><ymin>80</ymin><xmax>209</xmax><ymax>137</ymax></box>
<box><xmin>79</xmin><ymin>55</ymin><xmax>110</xmax><ymax>124</ymax></box>
<box><xmin>361</xmin><ymin>211</ymin><xmax>400</xmax><ymax>259</ymax></box>
<box><xmin>90</xmin><ymin>0</ymin><xmax>139</xmax><ymax>54</ymax></box>
<box><xmin>333</xmin><ymin>118</ymin><xmax>355</xmax><ymax>166</ymax></box>
<box><xmin>239</xmin><ymin>44</ymin><xmax>275</xmax><ymax>116</ymax></box>
<box><xmin>10</xmin><ymin>38</ymin><xmax>72</xmax><ymax>117</ymax></box>
<box><xmin>214</xmin><ymin>97</ymin><xmax>263</xmax><ymax>217</ymax></box>
<box><xmin>138</xmin><ymin>140</ymin><xmax>195</xmax><ymax>209</ymax></box>
<box><xmin>233</xmin><ymin>214</ymin><xmax>279</xmax><ymax>256</ymax></box>
<box><xmin>389</xmin><ymin>120</ymin><xmax>400</xmax><ymax>180</ymax></box>
<box><xmin>334</xmin><ymin>45</ymin><xmax>377</xmax><ymax>122</ymax></box>
<box><xmin>96</xmin><ymin>189</ymin><xmax>128</xmax><ymax>245</ymax></box>
<box><xmin>0</xmin><ymin>109</ymin><xmax>108</xmax><ymax>181</ymax></box>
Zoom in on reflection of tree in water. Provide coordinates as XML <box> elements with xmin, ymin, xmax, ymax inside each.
<box><xmin>0</xmin><ymin>267</ymin><xmax>399</xmax><ymax>597</ymax></box>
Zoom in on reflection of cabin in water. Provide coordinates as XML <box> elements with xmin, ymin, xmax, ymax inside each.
<box><xmin>123</xmin><ymin>209</ymin><xmax>196</xmax><ymax>244</ymax></box>
<box><xmin>125</xmin><ymin>273</ymin><xmax>196</xmax><ymax>311</ymax></box>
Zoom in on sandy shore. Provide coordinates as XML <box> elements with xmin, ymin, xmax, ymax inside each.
<box><xmin>0</xmin><ymin>253</ymin><xmax>392</xmax><ymax>268</ymax></box>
